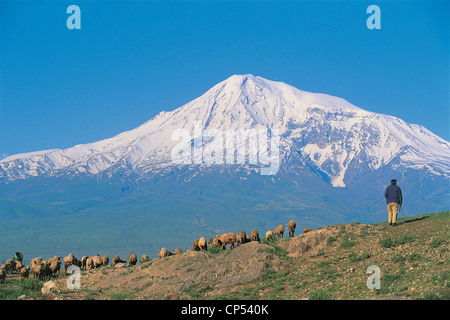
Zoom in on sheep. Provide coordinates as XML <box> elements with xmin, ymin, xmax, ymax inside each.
<box><xmin>47</xmin><ymin>256</ymin><xmax>61</xmax><ymax>265</ymax></box>
<box><xmin>217</xmin><ymin>232</ymin><xmax>237</xmax><ymax>250</ymax></box>
<box><xmin>86</xmin><ymin>257</ymin><xmax>94</xmax><ymax>270</ymax></box>
<box><xmin>192</xmin><ymin>239</ymin><xmax>200</xmax><ymax>251</ymax></box>
<box><xmin>20</xmin><ymin>267</ymin><xmax>30</xmax><ymax>281</ymax></box>
<box><xmin>303</xmin><ymin>227</ymin><xmax>312</xmax><ymax>234</ymax></box>
<box><xmin>49</xmin><ymin>260</ymin><xmax>61</xmax><ymax>277</ymax></box>
<box><xmin>287</xmin><ymin>220</ymin><xmax>296</xmax><ymax>237</ymax></box>
<box><xmin>158</xmin><ymin>247</ymin><xmax>173</xmax><ymax>258</ymax></box>
<box><xmin>0</xmin><ymin>269</ymin><xmax>5</xmax><ymax>283</ymax></box>
<box><xmin>210</xmin><ymin>236</ymin><xmax>222</xmax><ymax>248</ymax></box>
<box><xmin>102</xmin><ymin>255</ymin><xmax>109</xmax><ymax>266</ymax></box>
<box><xmin>91</xmin><ymin>255</ymin><xmax>103</xmax><ymax>268</ymax></box>
<box><xmin>111</xmin><ymin>255</ymin><xmax>126</xmax><ymax>266</ymax></box>
<box><xmin>31</xmin><ymin>257</ymin><xmax>42</xmax><ymax>268</ymax></box>
<box><xmin>265</xmin><ymin>230</ymin><xmax>273</xmax><ymax>241</ymax></box>
<box><xmin>63</xmin><ymin>253</ymin><xmax>74</xmax><ymax>271</ymax></box>
<box><xmin>251</xmin><ymin>229</ymin><xmax>260</xmax><ymax>242</ymax></box>
<box><xmin>273</xmin><ymin>224</ymin><xmax>285</xmax><ymax>240</ymax></box>
<box><xmin>198</xmin><ymin>237</ymin><xmax>208</xmax><ymax>251</ymax></box>
<box><xmin>236</xmin><ymin>231</ymin><xmax>247</xmax><ymax>246</ymax></box>
<box><xmin>174</xmin><ymin>248</ymin><xmax>182</xmax><ymax>255</ymax></box>
<box><xmin>14</xmin><ymin>261</ymin><xmax>23</xmax><ymax>273</ymax></box>
<box><xmin>32</xmin><ymin>263</ymin><xmax>47</xmax><ymax>281</ymax></box>
<box><xmin>4</xmin><ymin>259</ymin><xmax>16</xmax><ymax>274</ymax></box>
<box><xmin>128</xmin><ymin>253</ymin><xmax>137</xmax><ymax>266</ymax></box>
<box><xmin>81</xmin><ymin>256</ymin><xmax>88</xmax><ymax>270</ymax></box>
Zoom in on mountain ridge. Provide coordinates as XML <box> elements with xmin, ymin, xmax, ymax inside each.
<box><xmin>1</xmin><ymin>74</ymin><xmax>449</xmax><ymax>188</ymax></box>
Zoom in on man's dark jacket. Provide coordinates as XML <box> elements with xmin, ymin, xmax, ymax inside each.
<box><xmin>385</xmin><ymin>184</ymin><xmax>403</xmax><ymax>205</ymax></box>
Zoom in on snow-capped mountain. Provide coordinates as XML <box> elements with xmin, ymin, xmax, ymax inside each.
<box><xmin>1</xmin><ymin>74</ymin><xmax>449</xmax><ymax>188</ymax></box>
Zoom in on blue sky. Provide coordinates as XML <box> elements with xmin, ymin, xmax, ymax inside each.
<box><xmin>1</xmin><ymin>0</ymin><xmax>448</xmax><ymax>158</ymax></box>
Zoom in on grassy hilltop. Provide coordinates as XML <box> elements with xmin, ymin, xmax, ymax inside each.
<box><xmin>1</xmin><ymin>211</ymin><xmax>448</xmax><ymax>300</ymax></box>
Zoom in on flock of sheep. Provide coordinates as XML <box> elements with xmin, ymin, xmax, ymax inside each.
<box><xmin>0</xmin><ymin>252</ymin><xmax>142</xmax><ymax>283</ymax></box>
<box><xmin>1</xmin><ymin>219</ymin><xmax>311</xmax><ymax>284</ymax></box>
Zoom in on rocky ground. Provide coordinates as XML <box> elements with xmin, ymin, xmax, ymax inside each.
<box><xmin>1</xmin><ymin>211</ymin><xmax>448</xmax><ymax>300</ymax></box>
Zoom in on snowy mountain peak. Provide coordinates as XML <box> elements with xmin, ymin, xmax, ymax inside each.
<box><xmin>1</xmin><ymin>75</ymin><xmax>449</xmax><ymax>187</ymax></box>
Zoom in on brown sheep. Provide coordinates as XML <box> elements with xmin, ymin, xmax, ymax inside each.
<box><xmin>91</xmin><ymin>255</ymin><xmax>103</xmax><ymax>268</ymax></box>
<box><xmin>15</xmin><ymin>261</ymin><xmax>23</xmax><ymax>273</ymax></box>
<box><xmin>32</xmin><ymin>263</ymin><xmax>47</xmax><ymax>281</ymax></box>
<box><xmin>111</xmin><ymin>255</ymin><xmax>126</xmax><ymax>266</ymax></box>
<box><xmin>81</xmin><ymin>256</ymin><xmax>88</xmax><ymax>270</ymax></box>
<box><xmin>158</xmin><ymin>247</ymin><xmax>173</xmax><ymax>258</ymax></box>
<box><xmin>174</xmin><ymin>248</ymin><xmax>182</xmax><ymax>255</ymax></box>
<box><xmin>210</xmin><ymin>236</ymin><xmax>222</xmax><ymax>248</ymax></box>
<box><xmin>4</xmin><ymin>259</ymin><xmax>16</xmax><ymax>274</ymax></box>
<box><xmin>236</xmin><ymin>231</ymin><xmax>247</xmax><ymax>246</ymax></box>
<box><xmin>47</xmin><ymin>256</ymin><xmax>61</xmax><ymax>265</ymax></box>
<box><xmin>287</xmin><ymin>220</ymin><xmax>297</xmax><ymax>237</ymax></box>
<box><xmin>31</xmin><ymin>264</ymin><xmax>39</xmax><ymax>278</ymax></box>
<box><xmin>128</xmin><ymin>253</ymin><xmax>137</xmax><ymax>266</ymax></box>
<box><xmin>198</xmin><ymin>237</ymin><xmax>208</xmax><ymax>251</ymax></box>
<box><xmin>273</xmin><ymin>224</ymin><xmax>285</xmax><ymax>240</ymax></box>
<box><xmin>217</xmin><ymin>232</ymin><xmax>237</xmax><ymax>250</ymax></box>
<box><xmin>265</xmin><ymin>230</ymin><xmax>273</xmax><ymax>240</ymax></box>
<box><xmin>63</xmin><ymin>253</ymin><xmax>74</xmax><ymax>271</ymax></box>
<box><xmin>102</xmin><ymin>255</ymin><xmax>109</xmax><ymax>266</ymax></box>
<box><xmin>0</xmin><ymin>269</ymin><xmax>5</xmax><ymax>283</ymax></box>
<box><xmin>251</xmin><ymin>229</ymin><xmax>260</xmax><ymax>242</ymax></box>
<box><xmin>20</xmin><ymin>267</ymin><xmax>29</xmax><ymax>281</ymax></box>
<box><xmin>86</xmin><ymin>257</ymin><xmax>94</xmax><ymax>270</ymax></box>
<box><xmin>303</xmin><ymin>227</ymin><xmax>312</xmax><ymax>234</ymax></box>
<box><xmin>49</xmin><ymin>260</ymin><xmax>61</xmax><ymax>277</ymax></box>
<box><xmin>192</xmin><ymin>239</ymin><xmax>200</xmax><ymax>251</ymax></box>
<box><xmin>31</xmin><ymin>257</ymin><xmax>42</xmax><ymax>268</ymax></box>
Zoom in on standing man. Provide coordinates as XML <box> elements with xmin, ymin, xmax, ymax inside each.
<box><xmin>384</xmin><ymin>179</ymin><xmax>403</xmax><ymax>226</ymax></box>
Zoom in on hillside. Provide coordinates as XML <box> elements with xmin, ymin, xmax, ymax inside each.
<box><xmin>1</xmin><ymin>211</ymin><xmax>448</xmax><ymax>301</ymax></box>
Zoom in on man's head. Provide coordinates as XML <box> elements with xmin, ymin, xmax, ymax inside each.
<box><xmin>391</xmin><ymin>179</ymin><xmax>397</xmax><ymax>185</ymax></box>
